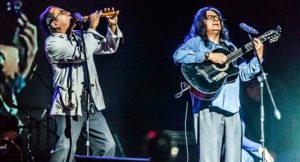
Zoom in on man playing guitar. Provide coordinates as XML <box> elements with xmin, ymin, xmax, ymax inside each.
<box><xmin>174</xmin><ymin>6</ymin><xmax>264</xmax><ymax>162</ymax></box>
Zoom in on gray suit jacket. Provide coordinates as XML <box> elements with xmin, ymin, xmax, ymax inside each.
<box><xmin>45</xmin><ymin>27</ymin><xmax>123</xmax><ymax>116</ymax></box>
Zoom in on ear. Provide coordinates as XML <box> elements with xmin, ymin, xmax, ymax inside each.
<box><xmin>50</xmin><ymin>21</ymin><xmax>58</xmax><ymax>30</ymax></box>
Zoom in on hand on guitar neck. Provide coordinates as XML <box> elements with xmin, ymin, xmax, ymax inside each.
<box><xmin>252</xmin><ymin>38</ymin><xmax>264</xmax><ymax>60</ymax></box>
<box><xmin>208</xmin><ymin>38</ymin><xmax>264</xmax><ymax>64</ymax></box>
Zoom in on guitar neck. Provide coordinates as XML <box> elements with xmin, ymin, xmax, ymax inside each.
<box><xmin>226</xmin><ymin>35</ymin><xmax>267</xmax><ymax>63</ymax></box>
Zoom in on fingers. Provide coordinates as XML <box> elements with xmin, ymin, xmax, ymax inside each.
<box><xmin>104</xmin><ymin>7</ymin><xmax>119</xmax><ymax>17</ymax></box>
<box><xmin>16</xmin><ymin>13</ymin><xmax>38</xmax><ymax>55</ymax></box>
<box><xmin>104</xmin><ymin>7</ymin><xmax>119</xmax><ymax>26</ymax></box>
<box><xmin>104</xmin><ymin>8</ymin><xmax>111</xmax><ymax>19</ymax></box>
<box><xmin>19</xmin><ymin>34</ymin><xmax>33</xmax><ymax>52</ymax></box>
<box><xmin>89</xmin><ymin>10</ymin><xmax>101</xmax><ymax>22</ymax></box>
<box><xmin>18</xmin><ymin>12</ymin><xmax>28</xmax><ymax>26</ymax></box>
<box><xmin>89</xmin><ymin>7</ymin><xmax>118</xmax><ymax>29</ymax></box>
<box><xmin>24</xmin><ymin>25</ymin><xmax>38</xmax><ymax>55</ymax></box>
<box><xmin>89</xmin><ymin>10</ymin><xmax>102</xmax><ymax>29</ymax></box>
<box><xmin>90</xmin><ymin>10</ymin><xmax>100</xmax><ymax>17</ymax></box>
<box><xmin>210</xmin><ymin>53</ymin><xmax>227</xmax><ymax>64</ymax></box>
<box><xmin>90</xmin><ymin>10</ymin><xmax>102</xmax><ymax>18</ymax></box>
<box><xmin>253</xmin><ymin>38</ymin><xmax>264</xmax><ymax>60</ymax></box>
<box><xmin>97</xmin><ymin>10</ymin><xmax>103</xmax><ymax>18</ymax></box>
<box><xmin>253</xmin><ymin>38</ymin><xmax>263</xmax><ymax>49</ymax></box>
<box><xmin>17</xmin><ymin>21</ymin><xmax>37</xmax><ymax>47</ymax></box>
<box><xmin>104</xmin><ymin>8</ymin><xmax>110</xmax><ymax>12</ymax></box>
<box><xmin>218</xmin><ymin>56</ymin><xmax>227</xmax><ymax>64</ymax></box>
<box><xmin>103</xmin><ymin>7</ymin><xmax>116</xmax><ymax>12</ymax></box>
<box><xmin>18</xmin><ymin>17</ymin><xmax>26</xmax><ymax>26</ymax></box>
<box><xmin>91</xmin><ymin>7</ymin><xmax>119</xmax><ymax>19</ymax></box>
<box><xmin>217</xmin><ymin>53</ymin><xmax>227</xmax><ymax>64</ymax></box>
<box><xmin>115</xmin><ymin>10</ymin><xmax>120</xmax><ymax>16</ymax></box>
<box><xmin>17</xmin><ymin>13</ymin><xmax>37</xmax><ymax>38</ymax></box>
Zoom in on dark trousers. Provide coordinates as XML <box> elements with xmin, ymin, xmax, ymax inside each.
<box><xmin>194</xmin><ymin>108</ymin><xmax>242</xmax><ymax>162</ymax></box>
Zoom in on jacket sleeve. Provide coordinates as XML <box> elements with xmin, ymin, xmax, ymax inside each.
<box><xmin>238</xmin><ymin>57</ymin><xmax>261</xmax><ymax>81</ymax></box>
<box><xmin>173</xmin><ymin>37</ymin><xmax>208</xmax><ymax>64</ymax></box>
<box><xmin>85</xmin><ymin>27</ymin><xmax>123</xmax><ymax>55</ymax></box>
<box><xmin>45</xmin><ymin>37</ymin><xmax>83</xmax><ymax>64</ymax></box>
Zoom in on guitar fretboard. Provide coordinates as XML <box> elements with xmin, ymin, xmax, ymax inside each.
<box><xmin>226</xmin><ymin>35</ymin><xmax>268</xmax><ymax>63</ymax></box>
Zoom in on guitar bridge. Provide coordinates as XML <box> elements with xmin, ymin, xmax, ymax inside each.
<box><xmin>195</xmin><ymin>67</ymin><xmax>213</xmax><ymax>83</ymax></box>
<box><xmin>212</xmin><ymin>72</ymin><xmax>228</xmax><ymax>81</ymax></box>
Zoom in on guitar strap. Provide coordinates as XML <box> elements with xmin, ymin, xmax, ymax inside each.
<box><xmin>174</xmin><ymin>82</ymin><xmax>190</xmax><ymax>99</ymax></box>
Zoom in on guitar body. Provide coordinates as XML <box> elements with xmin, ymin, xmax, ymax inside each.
<box><xmin>181</xmin><ymin>48</ymin><xmax>239</xmax><ymax>100</ymax></box>
<box><xmin>180</xmin><ymin>27</ymin><xmax>281</xmax><ymax>100</ymax></box>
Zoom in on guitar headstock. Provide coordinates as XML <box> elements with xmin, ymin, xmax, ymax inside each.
<box><xmin>261</xmin><ymin>26</ymin><xmax>282</xmax><ymax>43</ymax></box>
<box><xmin>6</xmin><ymin>0</ymin><xmax>22</xmax><ymax>15</ymax></box>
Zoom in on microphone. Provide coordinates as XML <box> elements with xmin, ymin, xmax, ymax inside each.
<box><xmin>239</xmin><ymin>23</ymin><xmax>259</xmax><ymax>35</ymax></box>
<box><xmin>29</xmin><ymin>64</ymin><xmax>38</xmax><ymax>80</ymax></box>
<box><xmin>74</xmin><ymin>12</ymin><xmax>87</xmax><ymax>23</ymax></box>
<box><xmin>73</xmin><ymin>11</ymin><xmax>118</xmax><ymax>23</ymax></box>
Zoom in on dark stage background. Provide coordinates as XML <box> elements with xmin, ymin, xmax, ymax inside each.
<box><xmin>1</xmin><ymin>0</ymin><xmax>300</xmax><ymax>161</ymax></box>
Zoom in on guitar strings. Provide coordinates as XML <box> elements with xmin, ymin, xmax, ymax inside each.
<box><xmin>200</xmin><ymin>34</ymin><xmax>271</xmax><ymax>77</ymax></box>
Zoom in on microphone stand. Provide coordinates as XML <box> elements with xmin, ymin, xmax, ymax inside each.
<box><xmin>78</xmin><ymin>21</ymin><xmax>92</xmax><ymax>156</ymax></box>
<box><xmin>12</xmin><ymin>104</ymin><xmax>56</xmax><ymax>162</ymax></box>
<box><xmin>26</xmin><ymin>103</ymin><xmax>35</xmax><ymax>162</ymax></box>
<box><xmin>247</xmin><ymin>33</ymin><xmax>281</xmax><ymax>162</ymax></box>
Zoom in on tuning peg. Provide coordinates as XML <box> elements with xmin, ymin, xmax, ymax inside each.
<box><xmin>276</xmin><ymin>25</ymin><xmax>282</xmax><ymax>33</ymax></box>
<box><xmin>6</xmin><ymin>2</ymin><xmax>12</xmax><ymax>11</ymax></box>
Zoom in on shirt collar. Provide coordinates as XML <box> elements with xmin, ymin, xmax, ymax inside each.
<box><xmin>207</xmin><ymin>38</ymin><xmax>231</xmax><ymax>47</ymax></box>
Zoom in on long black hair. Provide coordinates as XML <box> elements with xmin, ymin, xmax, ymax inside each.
<box><xmin>184</xmin><ymin>6</ymin><xmax>230</xmax><ymax>44</ymax></box>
